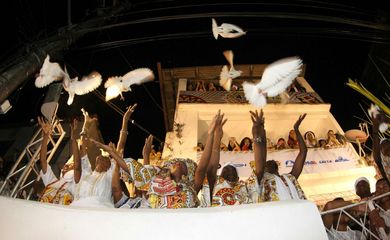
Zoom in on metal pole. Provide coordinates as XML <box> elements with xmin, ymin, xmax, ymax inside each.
<box><xmin>67</xmin><ymin>0</ymin><xmax>72</xmax><ymax>27</ymax></box>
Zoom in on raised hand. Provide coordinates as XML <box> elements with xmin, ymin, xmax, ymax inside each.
<box><xmin>90</xmin><ymin>139</ymin><xmax>115</xmax><ymax>153</ymax></box>
<box><xmin>208</xmin><ymin>110</ymin><xmax>221</xmax><ymax>135</ymax></box>
<box><xmin>81</xmin><ymin>108</ymin><xmax>97</xmax><ymax>130</ymax></box>
<box><xmin>250</xmin><ymin>109</ymin><xmax>265</xmax><ymax>139</ymax></box>
<box><xmin>124</xmin><ymin>103</ymin><xmax>137</xmax><ymax>121</ymax></box>
<box><xmin>37</xmin><ymin>116</ymin><xmax>52</xmax><ymax>136</ymax></box>
<box><xmin>214</xmin><ymin>112</ymin><xmax>227</xmax><ymax>140</ymax></box>
<box><xmin>294</xmin><ymin>113</ymin><xmax>307</xmax><ymax>130</ymax></box>
<box><xmin>142</xmin><ymin>135</ymin><xmax>153</xmax><ymax>157</ymax></box>
<box><xmin>142</xmin><ymin>135</ymin><xmax>154</xmax><ymax>165</ymax></box>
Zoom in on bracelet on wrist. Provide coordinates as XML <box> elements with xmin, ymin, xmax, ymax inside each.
<box><xmin>253</xmin><ymin>137</ymin><xmax>264</xmax><ymax>144</ymax></box>
<box><xmin>120</xmin><ymin>130</ymin><xmax>128</xmax><ymax>135</ymax></box>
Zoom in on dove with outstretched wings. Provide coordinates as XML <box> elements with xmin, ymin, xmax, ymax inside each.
<box><xmin>35</xmin><ymin>55</ymin><xmax>66</xmax><ymax>88</ymax></box>
<box><xmin>35</xmin><ymin>54</ymin><xmax>103</xmax><ymax>105</ymax></box>
<box><xmin>63</xmin><ymin>69</ymin><xmax>102</xmax><ymax>105</ymax></box>
<box><xmin>219</xmin><ymin>50</ymin><xmax>242</xmax><ymax>91</ymax></box>
<box><xmin>212</xmin><ymin>18</ymin><xmax>246</xmax><ymax>40</ymax></box>
<box><xmin>242</xmin><ymin>56</ymin><xmax>303</xmax><ymax>108</ymax></box>
<box><xmin>104</xmin><ymin>68</ymin><xmax>155</xmax><ymax>101</ymax></box>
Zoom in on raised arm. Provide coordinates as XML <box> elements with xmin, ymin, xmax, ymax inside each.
<box><xmin>80</xmin><ymin>108</ymin><xmax>95</xmax><ymax>157</ymax></box>
<box><xmin>37</xmin><ymin>116</ymin><xmax>52</xmax><ymax>174</ymax></box>
<box><xmin>290</xmin><ymin>113</ymin><xmax>308</xmax><ymax>179</ymax></box>
<box><xmin>117</xmin><ymin>104</ymin><xmax>137</xmax><ymax>153</ymax></box>
<box><xmin>142</xmin><ymin>135</ymin><xmax>153</xmax><ymax>165</ymax></box>
<box><xmin>194</xmin><ymin>110</ymin><xmax>219</xmax><ymax>193</ymax></box>
<box><xmin>90</xmin><ymin>139</ymin><xmax>159</xmax><ymax>190</ymax></box>
<box><xmin>112</xmin><ymin>162</ymin><xmax>123</xmax><ymax>204</ymax></box>
<box><xmin>250</xmin><ymin>109</ymin><xmax>267</xmax><ymax>183</ymax></box>
<box><xmin>207</xmin><ymin>112</ymin><xmax>227</xmax><ymax>195</ymax></box>
<box><xmin>90</xmin><ymin>139</ymin><xmax>130</xmax><ymax>174</ymax></box>
<box><xmin>70</xmin><ymin>119</ymin><xmax>82</xmax><ymax>183</ymax></box>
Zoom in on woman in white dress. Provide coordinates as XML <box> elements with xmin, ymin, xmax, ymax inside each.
<box><xmin>69</xmin><ymin>110</ymin><xmax>116</xmax><ymax>208</ymax></box>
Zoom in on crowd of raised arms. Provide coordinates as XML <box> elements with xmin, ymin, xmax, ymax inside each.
<box><xmin>29</xmin><ymin>103</ymin><xmax>390</xmax><ymax>239</ymax></box>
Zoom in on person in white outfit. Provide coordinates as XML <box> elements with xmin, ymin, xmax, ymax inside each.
<box><xmin>37</xmin><ymin>116</ymin><xmax>91</xmax><ymax>205</ymax></box>
<box><xmin>69</xmin><ymin>110</ymin><xmax>115</xmax><ymax>208</ymax></box>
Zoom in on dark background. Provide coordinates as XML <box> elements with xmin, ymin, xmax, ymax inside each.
<box><xmin>0</xmin><ymin>0</ymin><xmax>389</xmax><ymax>160</ymax></box>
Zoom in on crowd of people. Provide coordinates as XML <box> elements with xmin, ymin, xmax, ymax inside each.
<box><xmin>322</xmin><ymin>177</ymin><xmax>390</xmax><ymax>239</ymax></box>
<box><xmin>1</xmin><ymin>102</ymin><xmax>389</xmax><ymax>239</ymax></box>
<box><xmin>32</xmin><ymin>104</ymin><xmax>310</xmax><ymax>210</ymax></box>
<box><xmin>187</xmin><ymin>79</ymin><xmax>307</xmax><ymax>94</ymax></box>
<box><xmin>195</xmin><ymin>128</ymin><xmax>347</xmax><ymax>153</ymax></box>
<box><xmin>321</xmin><ymin>109</ymin><xmax>390</xmax><ymax>239</ymax></box>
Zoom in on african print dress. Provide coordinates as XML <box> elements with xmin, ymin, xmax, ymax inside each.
<box><xmin>121</xmin><ymin>157</ymin><xmax>199</xmax><ymax>208</ymax></box>
<box><xmin>201</xmin><ymin>176</ymin><xmax>251</xmax><ymax>207</ymax></box>
<box><xmin>258</xmin><ymin>172</ymin><xmax>306</xmax><ymax>202</ymax></box>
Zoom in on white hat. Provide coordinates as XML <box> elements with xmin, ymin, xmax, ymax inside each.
<box><xmin>354</xmin><ymin>177</ymin><xmax>369</xmax><ymax>189</ymax></box>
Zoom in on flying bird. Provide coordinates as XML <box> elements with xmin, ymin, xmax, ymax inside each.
<box><xmin>219</xmin><ymin>50</ymin><xmax>242</xmax><ymax>91</ymax></box>
<box><xmin>212</xmin><ymin>18</ymin><xmax>246</xmax><ymax>40</ymax></box>
<box><xmin>104</xmin><ymin>68</ymin><xmax>155</xmax><ymax>101</ymax></box>
<box><xmin>35</xmin><ymin>55</ymin><xmax>65</xmax><ymax>88</ymax></box>
<box><xmin>242</xmin><ymin>56</ymin><xmax>303</xmax><ymax>108</ymax></box>
<box><xmin>35</xmin><ymin>55</ymin><xmax>102</xmax><ymax>105</ymax></box>
<box><xmin>368</xmin><ymin>104</ymin><xmax>389</xmax><ymax>133</ymax></box>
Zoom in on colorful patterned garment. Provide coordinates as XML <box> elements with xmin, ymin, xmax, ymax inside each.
<box><xmin>259</xmin><ymin>172</ymin><xmax>306</xmax><ymax>202</ymax></box>
<box><xmin>148</xmin><ymin>180</ymin><xmax>199</xmax><ymax>209</ymax></box>
<box><xmin>40</xmin><ymin>181</ymin><xmax>73</xmax><ymax>205</ymax></box>
<box><xmin>163</xmin><ymin>158</ymin><xmax>197</xmax><ymax>183</ymax></box>
<box><xmin>39</xmin><ymin>165</ymin><xmax>75</xmax><ymax>205</ymax></box>
<box><xmin>115</xmin><ymin>192</ymin><xmax>149</xmax><ymax>209</ymax></box>
<box><xmin>39</xmin><ymin>155</ymin><xmax>92</xmax><ymax>205</ymax></box>
<box><xmin>199</xmin><ymin>178</ymin><xmax>211</xmax><ymax>207</ymax></box>
<box><xmin>200</xmin><ymin>176</ymin><xmax>251</xmax><ymax>207</ymax></box>
<box><xmin>120</xmin><ymin>158</ymin><xmax>160</xmax><ymax>192</ymax></box>
<box><xmin>121</xmin><ymin>157</ymin><xmax>199</xmax><ymax>208</ymax></box>
<box><xmin>246</xmin><ymin>173</ymin><xmax>261</xmax><ymax>203</ymax></box>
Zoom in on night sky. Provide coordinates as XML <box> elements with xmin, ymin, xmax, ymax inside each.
<box><xmin>0</xmin><ymin>0</ymin><xmax>389</xmax><ymax>160</ymax></box>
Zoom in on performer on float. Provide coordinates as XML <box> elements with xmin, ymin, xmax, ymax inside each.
<box><xmin>203</xmin><ymin>110</ymin><xmax>265</xmax><ymax>206</ymax></box>
<box><xmin>37</xmin><ymin>114</ymin><xmax>92</xmax><ymax>205</ymax></box>
<box><xmin>69</xmin><ymin>109</ymin><xmax>117</xmax><ymax>208</ymax></box>
<box><xmin>248</xmin><ymin>114</ymin><xmax>308</xmax><ymax>202</ymax></box>
<box><xmin>96</xmin><ymin>110</ymin><xmax>222</xmax><ymax>208</ymax></box>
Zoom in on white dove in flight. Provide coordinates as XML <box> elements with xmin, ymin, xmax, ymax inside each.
<box><xmin>35</xmin><ymin>55</ymin><xmax>65</xmax><ymax>88</ymax></box>
<box><xmin>104</xmin><ymin>68</ymin><xmax>155</xmax><ymax>101</ymax></box>
<box><xmin>242</xmin><ymin>56</ymin><xmax>303</xmax><ymax>108</ymax></box>
<box><xmin>219</xmin><ymin>50</ymin><xmax>242</xmax><ymax>91</ymax></box>
<box><xmin>35</xmin><ymin>54</ymin><xmax>103</xmax><ymax>105</ymax></box>
<box><xmin>212</xmin><ymin>18</ymin><xmax>246</xmax><ymax>40</ymax></box>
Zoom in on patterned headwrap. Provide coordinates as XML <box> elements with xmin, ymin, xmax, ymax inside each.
<box><xmin>163</xmin><ymin>158</ymin><xmax>197</xmax><ymax>183</ymax></box>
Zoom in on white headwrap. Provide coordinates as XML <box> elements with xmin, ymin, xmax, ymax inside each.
<box><xmin>354</xmin><ymin>177</ymin><xmax>369</xmax><ymax>189</ymax></box>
